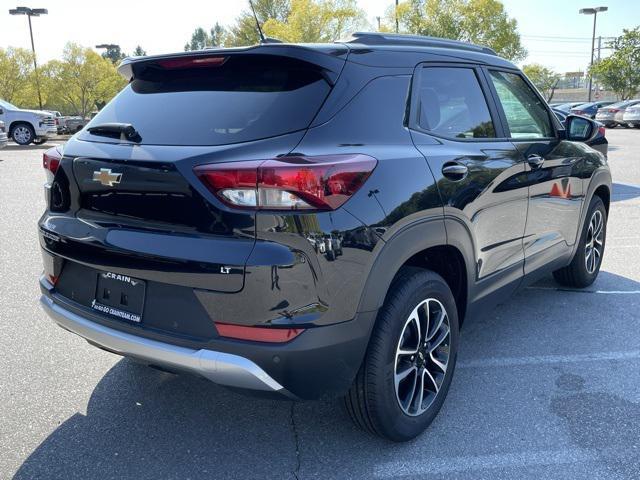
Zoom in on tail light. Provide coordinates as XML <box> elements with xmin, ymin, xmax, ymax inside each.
<box><xmin>43</xmin><ymin>147</ymin><xmax>62</xmax><ymax>175</ymax></box>
<box><xmin>598</xmin><ymin>126</ymin><xmax>606</xmax><ymax>136</ymax></box>
<box><xmin>573</xmin><ymin>110</ymin><xmax>583</xmax><ymax>115</ymax></box>
<box><xmin>609</xmin><ymin>109</ymin><xmax>620</xmax><ymax>113</ymax></box>
<box><xmin>215</xmin><ymin>322</ymin><xmax>304</xmax><ymax>343</ymax></box>
<box><xmin>194</xmin><ymin>154</ymin><xmax>377</xmax><ymax>211</ymax></box>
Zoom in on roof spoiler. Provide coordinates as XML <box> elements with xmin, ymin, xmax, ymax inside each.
<box><xmin>117</xmin><ymin>44</ymin><xmax>349</xmax><ymax>85</ymax></box>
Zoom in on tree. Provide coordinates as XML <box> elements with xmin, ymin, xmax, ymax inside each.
<box><xmin>392</xmin><ymin>0</ymin><xmax>526</xmax><ymax>61</ymax></box>
<box><xmin>132</xmin><ymin>45</ymin><xmax>147</xmax><ymax>56</ymax></box>
<box><xmin>590</xmin><ymin>27</ymin><xmax>640</xmax><ymax>100</ymax></box>
<box><xmin>225</xmin><ymin>0</ymin><xmax>291</xmax><ymax>46</ymax></box>
<box><xmin>0</xmin><ymin>47</ymin><xmax>35</xmax><ymax>104</ymax></box>
<box><xmin>522</xmin><ymin>64</ymin><xmax>560</xmax><ymax>102</ymax></box>
<box><xmin>210</xmin><ymin>23</ymin><xmax>226</xmax><ymax>47</ymax></box>
<box><xmin>101</xmin><ymin>45</ymin><xmax>126</xmax><ymax>64</ymax></box>
<box><xmin>44</xmin><ymin>43</ymin><xmax>126</xmax><ymax>117</ymax></box>
<box><xmin>262</xmin><ymin>0</ymin><xmax>367</xmax><ymax>43</ymax></box>
<box><xmin>184</xmin><ymin>23</ymin><xmax>227</xmax><ymax>51</ymax></box>
<box><xmin>184</xmin><ymin>27</ymin><xmax>210</xmax><ymax>51</ymax></box>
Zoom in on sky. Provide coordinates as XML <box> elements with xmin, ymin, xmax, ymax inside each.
<box><xmin>1</xmin><ymin>0</ymin><xmax>639</xmax><ymax>73</ymax></box>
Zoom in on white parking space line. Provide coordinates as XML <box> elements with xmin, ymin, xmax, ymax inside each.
<box><xmin>374</xmin><ymin>447</ymin><xmax>609</xmax><ymax>477</ymax></box>
<box><xmin>458</xmin><ymin>350</ymin><xmax>640</xmax><ymax>369</ymax></box>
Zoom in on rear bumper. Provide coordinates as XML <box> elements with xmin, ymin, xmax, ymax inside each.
<box><xmin>39</xmin><ymin>276</ymin><xmax>375</xmax><ymax>399</ymax></box>
<box><xmin>40</xmin><ymin>293</ymin><xmax>289</xmax><ymax>395</ymax></box>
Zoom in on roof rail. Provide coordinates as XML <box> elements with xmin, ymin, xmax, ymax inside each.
<box><xmin>344</xmin><ymin>32</ymin><xmax>497</xmax><ymax>56</ymax></box>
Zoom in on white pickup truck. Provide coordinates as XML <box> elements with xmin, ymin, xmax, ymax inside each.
<box><xmin>0</xmin><ymin>98</ymin><xmax>57</xmax><ymax>145</ymax></box>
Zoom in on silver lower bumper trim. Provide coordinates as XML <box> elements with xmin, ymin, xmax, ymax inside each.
<box><xmin>40</xmin><ymin>295</ymin><xmax>285</xmax><ymax>393</ymax></box>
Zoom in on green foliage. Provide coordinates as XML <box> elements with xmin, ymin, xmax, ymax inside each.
<box><xmin>222</xmin><ymin>0</ymin><xmax>365</xmax><ymax>46</ymax></box>
<box><xmin>184</xmin><ymin>27</ymin><xmax>211</xmax><ymax>51</ymax></box>
<box><xmin>133</xmin><ymin>45</ymin><xmax>147</xmax><ymax>56</ymax></box>
<box><xmin>590</xmin><ymin>27</ymin><xmax>640</xmax><ymax>100</ymax></box>
<box><xmin>262</xmin><ymin>0</ymin><xmax>367</xmax><ymax>43</ymax></box>
<box><xmin>391</xmin><ymin>0</ymin><xmax>526</xmax><ymax>61</ymax></box>
<box><xmin>225</xmin><ymin>0</ymin><xmax>291</xmax><ymax>47</ymax></box>
<box><xmin>0</xmin><ymin>47</ymin><xmax>35</xmax><ymax>104</ymax></box>
<box><xmin>101</xmin><ymin>45</ymin><xmax>127</xmax><ymax>64</ymax></box>
<box><xmin>522</xmin><ymin>64</ymin><xmax>560</xmax><ymax>102</ymax></box>
<box><xmin>185</xmin><ymin>23</ymin><xmax>227</xmax><ymax>50</ymax></box>
<box><xmin>210</xmin><ymin>23</ymin><xmax>226</xmax><ymax>47</ymax></box>
<box><xmin>42</xmin><ymin>43</ymin><xmax>126</xmax><ymax>116</ymax></box>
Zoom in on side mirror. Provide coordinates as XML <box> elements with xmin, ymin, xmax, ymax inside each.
<box><xmin>566</xmin><ymin>115</ymin><xmax>594</xmax><ymax>142</ymax></box>
<box><xmin>0</xmin><ymin>108</ymin><xmax>4</xmax><ymax>114</ymax></box>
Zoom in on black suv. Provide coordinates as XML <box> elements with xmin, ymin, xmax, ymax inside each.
<box><xmin>38</xmin><ymin>33</ymin><xmax>611</xmax><ymax>441</ymax></box>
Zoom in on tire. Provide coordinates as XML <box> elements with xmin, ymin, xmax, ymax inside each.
<box><xmin>11</xmin><ymin>123</ymin><xmax>35</xmax><ymax>145</ymax></box>
<box><xmin>553</xmin><ymin>195</ymin><xmax>607</xmax><ymax>288</ymax></box>
<box><xmin>344</xmin><ymin>269</ymin><xmax>459</xmax><ymax>442</ymax></box>
<box><xmin>33</xmin><ymin>138</ymin><xmax>47</xmax><ymax>145</ymax></box>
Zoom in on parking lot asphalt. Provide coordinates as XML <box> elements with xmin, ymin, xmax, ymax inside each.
<box><xmin>1</xmin><ymin>129</ymin><xmax>639</xmax><ymax>480</ymax></box>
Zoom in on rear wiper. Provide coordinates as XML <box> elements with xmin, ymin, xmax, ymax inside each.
<box><xmin>87</xmin><ymin>123</ymin><xmax>142</xmax><ymax>142</ymax></box>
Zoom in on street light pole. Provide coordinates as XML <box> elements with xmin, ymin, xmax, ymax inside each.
<box><xmin>9</xmin><ymin>6</ymin><xmax>48</xmax><ymax>110</ymax></box>
<box><xmin>579</xmin><ymin>6</ymin><xmax>608</xmax><ymax>102</ymax></box>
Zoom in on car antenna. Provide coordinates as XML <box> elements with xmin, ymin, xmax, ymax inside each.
<box><xmin>248</xmin><ymin>0</ymin><xmax>282</xmax><ymax>44</ymax></box>
<box><xmin>249</xmin><ymin>0</ymin><xmax>266</xmax><ymax>43</ymax></box>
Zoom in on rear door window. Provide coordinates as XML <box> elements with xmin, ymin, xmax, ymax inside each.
<box><xmin>489</xmin><ymin>71</ymin><xmax>554</xmax><ymax>139</ymax></box>
<box><xmin>416</xmin><ymin>67</ymin><xmax>496</xmax><ymax>139</ymax></box>
<box><xmin>81</xmin><ymin>55</ymin><xmax>331</xmax><ymax>146</ymax></box>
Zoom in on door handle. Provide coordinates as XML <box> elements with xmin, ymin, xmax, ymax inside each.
<box><xmin>527</xmin><ymin>154</ymin><xmax>545</xmax><ymax>169</ymax></box>
<box><xmin>442</xmin><ymin>163</ymin><xmax>468</xmax><ymax>180</ymax></box>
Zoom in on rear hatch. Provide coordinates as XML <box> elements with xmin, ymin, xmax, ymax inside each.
<box><xmin>40</xmin><ymin>46</ymin><xmax>346</xmax><ymax>337</ymax></box>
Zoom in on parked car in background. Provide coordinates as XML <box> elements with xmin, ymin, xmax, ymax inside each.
<box><xmin>615</xmin><ymin>100</ymin><xmax>640</xmax><ymax>128</ymax></box>
<box><xmin>569</xmin><ymin>101</ymin><xmax>614</xmax><ymax>119</ymax></box>
<box><xmin>64</xmin><ymin>116</ymin><xmax>89</xmax><ymax>133</ymax></box>
<box><xmin>0</xmin><ymin>121</ymin><xmax>8</xmax><ymax>149</ymax></box>
<box><xmin>623</xmin><ymin>104</ymin><xmax>640</xmax><ymax>128</ymax></box>
<box><xmin>0</xmin><ymin>99</ymin><xmax>56</xmax><ymax>145</ymax></box>
<box><xmin>553</xmin><ymin>102</ymin><xmax>584</xmax><ymax>113</ymax></box>
<box><xmin>596</xmin><ymin>100</ymin><xmax>640</xmax><ymax>127</ymax></box>
<box><xmin>46</xmin><ymin>110</ymin><xmax>67</xmax><ymax>134</ymax></box>
<box><xmin>552</xmin><ymin>109</ymin><xmax>608</xmax><ymax>156</ymax></box>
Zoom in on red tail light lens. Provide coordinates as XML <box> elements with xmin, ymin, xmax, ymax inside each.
<box><xmin>43</xmin><ymin>147</ymin><xmax>62</xmax><ymax>174</ymax></box>
<box><xmin>609</xmin><ymin>109</ymin><xmax>620</xmax><ymax>113</ymax></box>
<box><xmin>194</xmin><ymin>154</ymin><xmax>377</xmax><ymax>211</ymax></box>
<box><xmin>598</xmin><ymin>126</ymin><xmax>606</xmax><ymax>136</ymax></box>
<box><xmin>215</xmin><ymin>322</ymin><xmax>304</xmax><ymax>343</ymax></box>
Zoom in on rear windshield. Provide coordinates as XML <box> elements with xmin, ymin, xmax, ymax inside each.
<box><xmin>81</xmin><ymin>55</ymin><xmax>331</xmax><ymax>146</ymax></box>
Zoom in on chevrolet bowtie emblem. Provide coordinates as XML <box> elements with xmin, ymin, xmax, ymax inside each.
<box><xmin>92</xmin><ymin>168</ymin><xmax>122</xmax><ymax>187</ymax></box>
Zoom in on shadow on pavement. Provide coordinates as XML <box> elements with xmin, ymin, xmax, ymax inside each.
<box><xmin>532</xmin><ymin>269</ymin><xmax>640</xmax><ymax>291</ymax></box>
<box><xmin>612</xmin><ymin>182</ymin><xmax>640</xmax><ymax>202</ymax></box>
<box><xmin>14</xmin><ymin>272</ymin><xmax>640</xmax><ymax>479</ymax></box>
<box><xmin>14</xmin><ymin>360</ymin><xmax>308</xmax><ymax>479</ymax></box>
